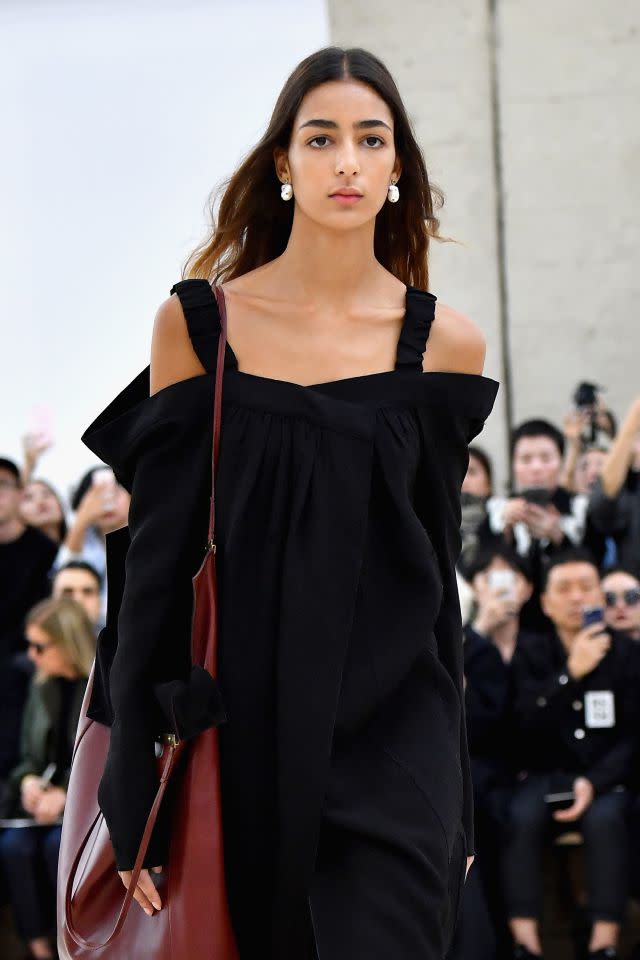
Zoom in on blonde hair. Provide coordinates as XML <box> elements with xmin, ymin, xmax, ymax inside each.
<box><xmin>25</xmin><ymin>595</ymin><xmax>96</xmax><ymax>682</ymax></box>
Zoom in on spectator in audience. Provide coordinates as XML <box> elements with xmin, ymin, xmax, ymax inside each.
<box><xmin>53</xmin><ymin>466</ymin><xmax>130</xmax><ymax>621</ymax></box>
<box><xmin>52</xmin><ymin>561</ymin><xmax>104</xmax><ymax>631</ymax></box>
<box><xmin>484</xmin><ymin>420</ymin><xmax>588</xmax><ymax>632</ymax></box>
<box><xmin>18</xmin><ymin>479</ymin><xmax>68</xmax><ymax>545</ymax></box>
<box><xmin>503</xmin><ymin>548</ymin><xmax>639</xmax><ymax>960</ymax></box>
<box><xmin>466</xmin><ymin>543</ymin><xmax>533</xmax><ymax>665</ymax></box>
<box><xmin>601</xmin><ymin>568</ymin><xmax>640</xmax><ymax>642</ymax></box>
<box><xmin>560</xmin><ymin>396</ymin><xmax>616</xmax><ymax>495</ymax></box>
<box><xmin>0</xmin><ymin>595</ymin><xmax>95</xmax><ymax>960</ymax></box>
<box><xmin>0</xmin><ymin>458</ymin><xmax>58</xmax><ymax>660</ymax></box>
<box><xmin>588</xmin><ymin>394</ymin><xmax>640</xmax><ymax>578</ymax></box>
<box><xmin>454</xmin><ymin>545</ymin><xmax>534</xmax><ymax>960</ymax></box>
<box><xmin>460</xmin><ymin>446</ymin><xmax>494</xmax><ymax>573</ymax></box>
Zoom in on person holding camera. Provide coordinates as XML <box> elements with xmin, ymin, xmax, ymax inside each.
<box><xmin>502</xmin><ymin>548</ymin><xmax>639</xmax><ymax>960</ymax></box>
<box><xmin>588</xmin><ymin>394</ymin><xmax>640</xmax><ymax>578</ymax></box>
<box><xmin>484</xmin><ymin>420</ymin><xmax>589</xmax><ymax>632</ymax></box>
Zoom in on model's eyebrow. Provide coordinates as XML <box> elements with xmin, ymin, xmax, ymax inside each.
<box><xmin>298</xmin><ymin>118</ymin><xmax>392</xmax><ymax>132</ymax></box>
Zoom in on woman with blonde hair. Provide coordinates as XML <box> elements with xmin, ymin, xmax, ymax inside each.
<box><xmin>0</xmin><ymin>596</ymin><xmax>95</xmax><ymax>960</ymax></box>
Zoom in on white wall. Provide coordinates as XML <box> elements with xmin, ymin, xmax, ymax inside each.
<box><xmin>0</xmin><ymin>0</ymin><xmax>329</xmax><ymax>504</ymax></box>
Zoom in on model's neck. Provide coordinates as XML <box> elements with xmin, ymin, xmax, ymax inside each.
<box><xmin>275</xmin><ymin>208</ymin><xmax>384</xmax><ymax>305</ymax></box>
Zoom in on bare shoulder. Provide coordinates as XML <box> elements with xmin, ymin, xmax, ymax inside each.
<box><xmin>422</xmin><ymin>302</ymin><xmax>486</xmax><ymax>375</ymax></box>
<box><xmin>150</xmin><ymin>293</ymin><xmax>206</xmax><ymax>396</ymax></box>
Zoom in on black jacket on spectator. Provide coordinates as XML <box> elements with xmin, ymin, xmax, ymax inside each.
<box><xmin>0</xmin><ymin>672</ymin><xmax>87</xmax><ymax>818</ymax></box>
<box><xmin>588</xmin><ymin>470</ymin><xmax>640</xmax><ymax>578</ymax></box>
<box><xmin>464</xmin><ymin>627</ymin><xmax>512</xmax><ymax>795</ymax></box>
<box><xmin>510</xmin><ymin>629</ymin><xmax>640</xmax><ymax>793</ymax></box>
<box><xmin>0</xmin><ymin>526</ymin><xmax>58</xmax><ymax>659</ymax></box>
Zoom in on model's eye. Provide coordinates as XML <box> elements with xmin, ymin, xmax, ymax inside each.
<box><xmin>363</xmin><ymin>135</ymin><xmax>384</xmax><ymax>148</ymax></box>
<box><xmin>308</xmin><ymin>136</ymin><xmax>331</xmax><ymax>148</ymax></box>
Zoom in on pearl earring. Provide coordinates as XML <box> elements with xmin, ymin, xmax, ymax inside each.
<box><xmin>387</xmin><ymin>180</ymin><xmax>400</xmax><ymax>203</ymax></box>
<box><xmin>281</xmin><ymin>179</ymin><xmax>293</xmax><ymax>201</ymax></box>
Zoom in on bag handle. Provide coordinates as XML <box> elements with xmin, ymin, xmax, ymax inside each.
<box><xmin>64</xmin><ymin>283</ymin><xmax>228</xmax><ymax>948</ymax></box>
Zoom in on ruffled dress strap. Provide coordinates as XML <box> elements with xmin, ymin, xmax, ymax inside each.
<box><xmin>169</xmin><ymin>278</ymin><xmax>237</xmax><ymax>373</ymax></box>
<box><xmin>395</xmin><ymin>286</ymin><xmax>437</xmax><ymax>372</ymax></box>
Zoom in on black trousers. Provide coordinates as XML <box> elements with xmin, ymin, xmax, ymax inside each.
<box><xmin>501</xmin><ymin>773</ymin><xmax>629</xmax><ymax>923</ymax></box>
<box><xmin>0</xmin><ymin>824</ymin><xmax>60</xmax><ymax>940</ymax></box>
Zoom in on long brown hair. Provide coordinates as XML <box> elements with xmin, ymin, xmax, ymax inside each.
<box><xmin>183</xmin><ymin>47</ymin><xmax>446</xmax><ymax>291</ymax></box>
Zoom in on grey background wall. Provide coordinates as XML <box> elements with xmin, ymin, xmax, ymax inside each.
<box><xmin>328</xmin><ymin>0</ymin><xmax>640</xmax><ymax>494</ymax></box>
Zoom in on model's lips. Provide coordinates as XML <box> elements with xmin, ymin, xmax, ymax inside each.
<box><xmin>330</xmin><ymin>190</ymin><xmax>363</xmax><ymax>206</ymax></box>
<box><xmin>330</xmin><ymin>188</ymin><xmax>363</xmax><ymax>197</ymax></box>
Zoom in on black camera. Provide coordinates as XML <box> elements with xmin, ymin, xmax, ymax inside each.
<box><xmin>573</xmin><ymin>381</ymin><xmax>602</xmax><ymax>446</ymax></box>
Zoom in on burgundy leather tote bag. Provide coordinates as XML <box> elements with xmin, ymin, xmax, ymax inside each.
<box><xmin>57</xmin><ymin>286</ymin><xmax>239</xmax><ymax>960</ymax></box>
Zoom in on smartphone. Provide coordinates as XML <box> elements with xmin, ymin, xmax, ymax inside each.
<box><xmin>543</xmin><ymin>791</ymin><xmax>575</xmax><ymax>811</ymax></box>
<box><xmin>582</xmin><ymin>606</ymin><xmax>604</xmax><ymax>629</ymax></box>
<box><xmin>520</xmin><ymin>487</ymin><xmax>553</xmax><ymax>507</ymax></box>
<box><xmin>488</xmin><ymin>569</ymin><xmax>516</xmax><ymax>600</ymax></box>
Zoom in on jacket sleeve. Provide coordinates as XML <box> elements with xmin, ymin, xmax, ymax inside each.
<box><xmin>8</xmin><ymin>684</ymin><xmax>40</xmax><ymax>795</ymax></box>
<box><xmin>80</xmin><ymin>368</ymin><xmax>225</xmax><ymax>870</ymax></box>
<box><xmin>415</xmin><ymin>372</ymin><xmax>500</xmax><ymax>858</ymax></box>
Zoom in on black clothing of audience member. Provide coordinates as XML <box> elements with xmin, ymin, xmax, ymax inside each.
<box><xmin>509</xmin><ymin>627</ymin><xmax>638</xmax><ymax>797</ymax></box>
<box><xmin>0</xmin><ymin>525</ymin><xmax>58</xmax><ymax>659</ymax></box>
<box><xmin>589</xmin><ymin>468</ymin><xmax>640</xmax><ymax>578</ymax></box>
<box><xmin>502</xmin><ymin>549</ymin><xmax>640</xmax><ymax>937</ymax></box>
<box><xmin>464</xmin><ymin>628</ymin><xmax>511</xmax><ymax>796</ymax></box>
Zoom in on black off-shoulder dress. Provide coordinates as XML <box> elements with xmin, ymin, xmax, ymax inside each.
<box><xmin>80</xmin><ymin>279</ymin><xmax>499</xmax><ymax>960</ymax></box>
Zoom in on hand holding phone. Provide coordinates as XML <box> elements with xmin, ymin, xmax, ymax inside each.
<box><xmin>567</xmin><ymin>614</ymin><xmax>610</xmax><ymax>681</ymax></box>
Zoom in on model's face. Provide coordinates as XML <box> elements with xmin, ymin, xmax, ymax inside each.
<box><xmin>53</xmin><ymin>569</ymin><xmax>101</xmax><ymax>624</ymax></box>
<box><xmin>601</xmin><ymin>571</ymin><xmax>640</xmax><ymax>634</ymax></box>
<box><xmin>462</xmin><ymin>454</ymin><xmax>491</xmax><ymax>497</ymax></box>
<box><xmin>512</xmin><ymin>436</ymin><xmax>562</xmax><ymax>492</ymax></box>
<box><xmin>541</xmin><ymin>562</ymin><xmax>603</xmax><ymax>632</ymax></box>
<box><xmin>275</xmin><ymin>79</ymin><xmax>400</xmax><ymax>231</ymax></box>
<box><xmin>19</xmin><ymin>481</ymin><xmax>63</xmax><ymax>532</ymax></box>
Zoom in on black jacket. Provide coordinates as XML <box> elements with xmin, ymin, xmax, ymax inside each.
<box><xmin>509</xmin><ymin>628</ymin><xmax>640</xmax><ymax>792</ymax></box>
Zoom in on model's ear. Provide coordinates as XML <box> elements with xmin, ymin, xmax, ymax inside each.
<box><xmin>392</xmin><ymin>154</ymin><xmax>402</xmax><ymax>183</ymax></box>
<box><xmin>273</xmin><ymin>146</ymin><xmax>290</xmax><ymax>184</ymax></box>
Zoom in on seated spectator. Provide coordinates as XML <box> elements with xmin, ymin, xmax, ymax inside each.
<box><xmin>601</xmin><ymin>567</ymin><xmax>640</xmax><ymax>642</ymax></box>
<box><xmin>502</xmin><ymin>548</ymin><xmax>639</xmax><ymax>960</ymax></box>
<box><xmin>52</xmin><ymin>561</ymin><xmax>104</xmax><ymax>632</ymax></box>
<box><xmin>0</xmin><ymin>457</ymin><xmax>58</xmax><ymax>660</ymax></box>
<box><xmin>455</xmin><ymin>546</ymin><xmax>534</xmax><ymax>960</ymax></box>
<box><xmin>588</xmin><ymin>394</ymin><xmax>640</xmax><ymax>577</ymax></box>
<box><xmin>0</xmin><ymin>595</ymin><xmax>95</xmax><ymax>960</ymax></box>
<box><xmin>18</xmin><ymin>479</ymin><xmax>68</xmax><ymax>546</ymax></box>
<box><xmin>484</xmin><ymin>420</ymin><xmax>588</xmax><ymax>632</ymax></box>
<box><xmin>53</xmin><ymin>466</ymin><xmax>130</xmax><ymax>621</ymax></box>
<box><xmin>466</xmin><ymin>543</ymin><xmax>533</xmax><ymax>665</ymax></box>
<box><xmin>460</xmin><ymin>446</ymin><xmax>494</xmax><ymax>572</ymax></box>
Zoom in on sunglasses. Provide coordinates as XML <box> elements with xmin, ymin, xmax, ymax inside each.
<box><xmin>604</xmin><ymin>589</ymin><xmax>640</xmax><ymax>608</ymax></box>
<box><xmin>26</xmin><ymin>639</ymin><xmax>55</xmax><ymax>655</ymax></box>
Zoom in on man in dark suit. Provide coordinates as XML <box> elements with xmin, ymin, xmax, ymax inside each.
<box><xmin>502</xmin><ymin>548</ymin><xmax>639</xmax><ymax>960</ymax></box>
